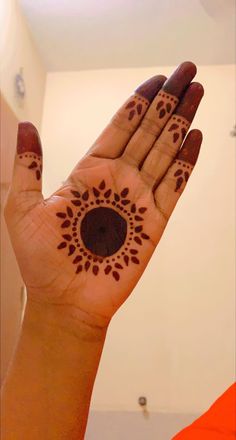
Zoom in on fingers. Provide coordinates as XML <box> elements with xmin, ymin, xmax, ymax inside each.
<box><xmin>10</xmin><ymin>122</ymin><xmax>43</xmax><ymax>195</ymax></box>
<box><xmin>121</xmin><ymin>61</ymin><xmax>197</xmax><ymax>166</ymax></box>
<box><xmin>154</xmin><ymin>130</ymin><xmax>202</xmax><ymax>223</ymax></box>
<box><xmin>140</xmin><ymin>82</ymin><xmax>204</xmax><ymax>187</ymax></box>
<box><xmin>86</xmin><ymin>75</ymin><xmax>166</xmax><ymax>159</ymax></box>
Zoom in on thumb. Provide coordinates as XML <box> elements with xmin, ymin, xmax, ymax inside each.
<box><xmin>11</xmin><ymin>122</ymin><xmax>43</xmax><ymax>195</ymax></box>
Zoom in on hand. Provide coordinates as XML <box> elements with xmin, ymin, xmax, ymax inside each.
<box><xmin>4</xmin><ymin>62</ymin><xmax>204</xmax><ymax>330</ymax></box>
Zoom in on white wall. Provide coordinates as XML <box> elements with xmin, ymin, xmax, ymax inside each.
<box><xmin>0</xmin><ymin>0</ymin><xmax>46</xmax><ymax>127</ymax></box>
<box><xmin>41</xmin><ymin>65</ymin><xmax>235</xmax><ymax>414</ymax></box>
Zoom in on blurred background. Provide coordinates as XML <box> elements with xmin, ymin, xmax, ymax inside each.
<box><xmin>0</xmin><ymin>0</ymin><xmax>235</xmax><ymax>439</ymax></box>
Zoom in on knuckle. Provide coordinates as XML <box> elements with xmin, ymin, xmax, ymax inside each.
<box><xmin>139</xmin><ymin>116</ymin><xmax>162</xmax><ymax>137</ymax></box>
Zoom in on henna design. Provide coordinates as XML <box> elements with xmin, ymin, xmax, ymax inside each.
<box><xmin>168</xmin><ymin>115</ymin><xmax>189</xmax><ymax>144</ymax></box>
<box><xmin>18</xmin><ymin>153</ymin><xmax>42</xmax><ymax>180</ymax></box>
<box><xmin>125</xmin><ymin>95</ymin><xmax>148</xmax><ymax>121</ymax></box>
<box><xmin>173</xmin><ymin>160</ymin><xmax>193</xmax><ymax>192</ymax></box>
<box><xmin>56</xmin><ymin>181</ymin><xmax>150</xmax><ymax>281</ymax></box>
<box><xmin>17</xmin><ymin>122</ymin><xmax>43</xmax><ymax>180</ymax></box>
<box><xmin>155</xmin><ymin>92</ymin><xmax>178</xmax><ymax>120</ymax></box>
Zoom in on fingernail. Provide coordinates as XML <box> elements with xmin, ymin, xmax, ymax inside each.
<box><xmin>17</xmin><ymin>122</ymin><xmax>42</xmax><ymax>156</ymax></box>
<box><xmin>135</xmin><ymin>75</ymin><xmax>166</xmax><ymax>102</ymax></box>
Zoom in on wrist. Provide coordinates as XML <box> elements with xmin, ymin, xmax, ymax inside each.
<box><xmin>24</xmin><ymin>298</ymin><xmax>109</xmax><ymax>344</ymax></box>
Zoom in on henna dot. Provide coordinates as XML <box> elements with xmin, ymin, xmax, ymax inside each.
<box><xmin>85</xmin><ymin>261</ymin><xmax>91</xmax><ymax>271</ymax></box>
<box><xmin>93</xmin><ymin>257</ymin><xmax>98</xmax><ymax>262</ymax></box>
<box><xmin>73</xmin><ymin>255</ymin><xmax>82</xmax><ymax>264</ymax></box>
<box><xmin>122</xmin><ymin>252</ymin><xmax>125</xmax><ymax>255</ymax></box>
<box><xmin>141</xmin><ymin>233</ymin><xmax>150</xmax><ymax>240</ymax></box>
<box><xmin>71</xmin><ymin>190</ymin><xmax>80</xmax><ymax>198</ymax></box>
<box><xmin>90</xmin><ymin>201</ymin><xmax>94</xmax><ymax>205</ymax></box>
<box><xmin>112</xmin><ymin>271</ymin><xmax>120</xmax><ymax>281</ymax></box>
<box><xmin>82</xmin><ymin>190</ymin><xmax>89</xmax><ymax>201</ymax></box>
<box><xmin>61</xmin><ymin>220</ymin><xmax>71</xmax><ymax>228</ymax></box>
<box><xmin>104</xmin><ymin>189</ymin><xmax>112</xmax><ymax>198</ymax></box>
<box><xmin>75</xmin><ymin>239</ymin><xmax>78</xmax><ymax>243</ymax></box>
<box><xmin>101</xmin><ymin>200</ymin><xmax>104</xmax><ymax>203</ymax></box>
<box><xmin>130</xmin><ymin>249</ymin><xmax>138</xmax><ymax>254</ymax></box>
<box><xmin>115</xmin><ymin>263</ymin><xmax>123</xmax><ymax>269</ymax></box>
<box><xmin>73</xmin><ymin>233</ymin><xmax>77</xmax><ymax>237</ymax></box>
<box><xmin>139</xmin><ymin>207</ymin><xmax>147</xmax><ymax>214</ymax></box>
<box><xmin>58</xmin><ymin>242</ymin><xmax>67</xmax><ymax>249</ymax></box>
<box><xmin>106</xmin><ymin>200</ymin><xmax>110</xmax><ymax>204</ymax></box>
<box><xmin>56</xmin><ymin>212</ymin><xmax>66</xmax><ymax>219</ymax></box>
<box><xmin>131</xmin><ymin>256</ymin><xmax>140</xmax><ymax>264</ymax></box>
<box><xmin>88</xmin><ymin>255</ymin><xmax>92</xmax><ymax>260</ymax></box>
<box><xmin>78</xmin><ymin>212</ymin><xmax>81</xmax><ymax>217</ymax></box>
<box><xmin>105</xmin><ymin>265</ymin><xmax>112</xmax><ymax>275</ymax></box>
<box><xmin>68</xmin><ymin>245</ymin><xmax>76</xmax><ymax>256</ymax></box>
<box><xmin>62</xmin><ymin>234</ymin><xmax>72</xmax><ymax>241</ymax></box>
<box><xmin>83</xmin><ymin>252</ymin><xmax>88</xmax><ymax>256</ymax></box>
<box><xmin>121</xmin><ymin>188</ymin><xmax>129</xmax><ymax>198</ymax></box>
<box><xmin>76</xmin><ymin>265</ymin><xmax>83</xmax><ymax>274</ymax></box>
<box><xmin>72</xmin><ymin>199</ymin><xmax>81</xmax><ymax>207</ymax></box>
<box><xmin>99</xmin><ymin>180</ymin><xmax>106</xmax><ymax>190</ymax></box>
<box><xmin>72</xmin><ymin>227</ymin><xmax>76</xmax><ymax>231</ymax></box>
<box><xmin>134</xmin><ymin>236</ymin><xmax>142</xmax><ymax>245</ymax></box>
<box><xmin>93</xmin><ymin>265</ymin><xmax>99</xmax><ymax>275</ymax></box>
<box><xmin>124</xmin><ymin>255</ymin><xmax>129</xmax><ymax>266</ymax></box>
<box><xmin>117</xmin><ymin>255</ymin><xmax>120</xmax><ymax>259</ymax></box>
<box><xmin>81</xmin><ymin>207</ymin><xmax>85</xmax><ymax>211</ymax></box>
<box><xmin>93</xmin><ymin>187</ymin><xmax>100</xmax><ymax>197</ymax></box>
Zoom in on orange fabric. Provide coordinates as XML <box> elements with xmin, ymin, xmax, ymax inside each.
<box><xmin>172</xmin><ymin>383</ymin><xmax>236</xmax><ymax>440</ymax></box>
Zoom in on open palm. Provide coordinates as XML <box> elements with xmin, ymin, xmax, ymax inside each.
<box><xmin>5</xmin><ymin>62</ymin><xmax>203</xmax><ymax>328</ymax></box>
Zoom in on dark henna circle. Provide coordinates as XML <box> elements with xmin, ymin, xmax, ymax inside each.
<box><xmin>56</xmin><ymin>181</ymin><xmax>150</xmax><ymax>281</ymax></box>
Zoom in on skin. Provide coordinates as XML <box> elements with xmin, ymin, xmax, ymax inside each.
<box><xmin>1</xmin><ymin>61</ymin><xmax>204</xmax><ymax>439</ymax></box>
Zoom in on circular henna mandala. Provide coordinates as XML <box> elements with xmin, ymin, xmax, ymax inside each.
<box><xmin>56</xmin><ymin>180</ymin><xmax>150</xmax><ymax>281</ymax></box>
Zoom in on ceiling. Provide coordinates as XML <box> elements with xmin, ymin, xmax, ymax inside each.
<box><xmin>19</xmin><ymin>0</ymin><xmax>235</xmax><ymax>71</ymax></box>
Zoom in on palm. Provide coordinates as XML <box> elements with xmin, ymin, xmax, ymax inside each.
<box><xmin>15</xmin><ymin>156</ymin><xmax>162</xmax><ymax>321</ymax></box>
<box><xmin>6</xmin><ymin>63</ymin><xmax>203</xmax><ymax>327</ymax></box>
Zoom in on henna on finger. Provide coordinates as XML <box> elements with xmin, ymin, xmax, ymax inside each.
<box><xmin>56</xmin><ymin>181</ymin><xmax>150</xmax><ymax>282</ymax></box>
<box><xmin>17</xmin><ymin>122</ymin><xmax>43</xmax><ymax>181</ymax></box>
<box><xmin>122</xmin><ymin>62</ymin><xmax>197</xmax><ymax>165</ymax></box>
<box><xmin>173</xmin><ymin>130</ymin><xmax>202</xmax><ymax>192</ymax></box>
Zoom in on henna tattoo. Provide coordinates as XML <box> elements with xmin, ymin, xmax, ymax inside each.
<box><xmin>167</xmin><ymin>115</ymin><xmax>189</xmax><ymax>144</ymax></box>
<box><xmin>56</xmin><ymin>180</ymin><xmax>150</xmax><ymax>281</ymax></box>
<box><xmin>17</xmin><ymin>122</ymin><xmax>42</xmax><ymax>180</ymax></box>
<box><xmin>155</xmin><ymin>92</ymin><xmax>178</xmax><ymax>120</ymax></box>
<box><xmin>125</xmin><ymin>95</ymin><xmax>148</xmax><ymax>121</ymax></box>
<box><xmin>18</xmin><ymin>153</ymin><xmax>42</xmax><ymax>180</ymax></box>
<box><xmin>173</xmin><ymin>160</ymin><xmax>192</xmax><ymax>192</ymax></box>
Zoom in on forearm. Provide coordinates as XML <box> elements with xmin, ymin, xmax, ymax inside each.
<box><xmin>1</xmin><ymin>299</ymin><xmax>107</xmax><ymax>440</ymax></box>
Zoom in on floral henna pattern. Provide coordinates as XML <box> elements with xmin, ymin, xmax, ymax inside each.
<box><xmin>125</xmin><ymin>95</ymin><xmax>149</xmax><ymax>121</ymax></box>
<box><xmin>56</xmin><ymin>180</ymin><xmax>150</xmax><ymax>281</ymax></box>
<box><xmin>18</xmin><ymin>153</ymin><xmax>42</xmax><ymax>180</ymax></box>
<box><xmin>168</xmin><ymin>115</ymin><xmax>190</xmax><ymax>144</ymax></box>
<box><xmin>155</xmin><ymin>91</ymin><xmax>179</xmax><ymax>119</ymax></box>
<box><xmin>173</xmin><ymin>160</ymin><xmax>193</xmax><ymax>192</ymax></box>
